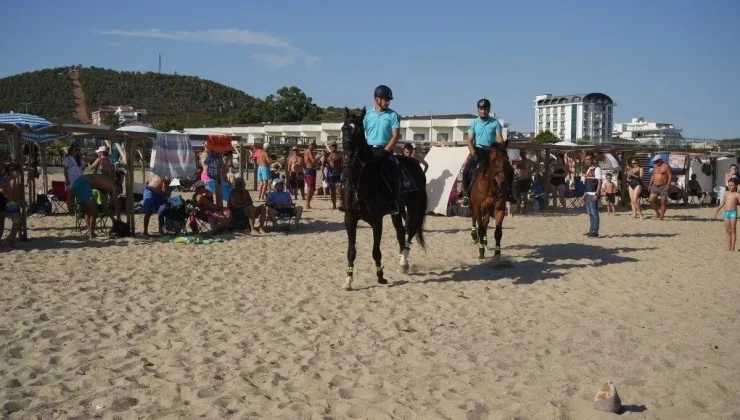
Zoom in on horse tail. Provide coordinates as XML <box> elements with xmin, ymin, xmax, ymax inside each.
<box><xmin>414</xmin><ymin>187</ymin><xmax>428</xmax><ymax>252</ymax></box>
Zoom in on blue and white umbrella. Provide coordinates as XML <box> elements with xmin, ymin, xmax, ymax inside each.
<box><xmin>0</xmin><ymin>112</ymin><xmax>54</xmax><ymax>131</ymax></box>
<box><xmin>0</xmin><ymin>112</ymin><xmax>72</xmax><ymax>143</ymax></box>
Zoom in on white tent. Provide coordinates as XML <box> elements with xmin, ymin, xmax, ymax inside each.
<box><xmin>424</xmin><ymin>146</ymin><xmax>469</xmax><ymax>215</ymax></box>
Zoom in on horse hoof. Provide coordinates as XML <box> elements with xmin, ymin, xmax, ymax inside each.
<box><xmin>400</xmin><ymin>264</ymin><xmax>409</xmax><ymax>274</ymax></box>
<box><xmin>378</xmin><ymin>278</ymin><xmax>388</xmax><ymax>285</ymax></box>
<box><xmin>342</xmin><ymin>276</ymin><xmax>353</xmax><ymax>290</ymax></box>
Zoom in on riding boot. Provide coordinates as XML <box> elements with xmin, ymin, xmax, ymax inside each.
<box><xmin>461</xmin><ymin>156</ymin><xmax>476</xmax><ymax>207</ymax></box>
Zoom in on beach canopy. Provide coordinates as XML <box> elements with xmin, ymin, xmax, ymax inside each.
<box><xmin>117</xmin><ymin>124</ymin><xmax>161</xmax><ymax>134</ymax></box>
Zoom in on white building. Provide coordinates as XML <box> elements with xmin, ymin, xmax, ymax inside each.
<box><xmin>613</xmin><ymin>117</ymin><xmax>683</xmax><ymax>146</ymax></box>
<box><xmin>115</xmin><ymin>107</ymin><xmax>148</xmax><ymax>125</ymax></box>
<box><xmin>534</xmin><ymin>93</ymin><xmax>615</xmax><ymax>143</ymax></box>
<box><xmin>185</xmin><ymin>113</ymin><xmax>509</xmax><ymax>145</ymax></box>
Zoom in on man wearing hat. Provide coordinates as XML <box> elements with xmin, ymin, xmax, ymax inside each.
<box><xmin>648</xmin><ymin>155</ymin><xmax>672</xmax><ymax>220</ymax></box>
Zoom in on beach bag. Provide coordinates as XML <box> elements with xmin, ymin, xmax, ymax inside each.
<box><xmin>35</xmin><ymin>194</ymin><xmax>52</xmax><ymax>215</ymax></box>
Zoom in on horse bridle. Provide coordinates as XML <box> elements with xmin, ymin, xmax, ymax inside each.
<box><xmin>341</xmin><ymin>119</ymin><xmax>383</xmax><ymax>202</ymax></box>
<box><xmin>474</xmin><ymin>149</ymin><xmax>508</xmax><ymax>200</ymax></box>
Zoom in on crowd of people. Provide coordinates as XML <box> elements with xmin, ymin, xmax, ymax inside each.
<box><xmin>1</xmin><ymin>86</ymin><xmax>737</xmax><ymax>251</ymax></box>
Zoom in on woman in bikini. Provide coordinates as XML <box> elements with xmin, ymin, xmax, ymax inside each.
<box><xmin>550</xmin><ymin>154</ymin><xmax>567</xmax><ymax>210</ymax></box>
<box><xmin>626</xmin><ymin>157</ymin><xmax>645</xmax><ymax>219</ymax></box>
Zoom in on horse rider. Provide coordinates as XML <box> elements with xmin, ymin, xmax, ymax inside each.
<box><xmin>458</xmin><ymin>98</ymin><xmax>515</xmax><ymax>206</ymax></box>
<box><xmin>363</xmin><ymin>84</ymin><xmax>401</xmax><ymax>215</ymax></box>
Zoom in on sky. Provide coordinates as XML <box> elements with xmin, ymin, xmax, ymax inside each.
<box><xmin>1</xmin><ymin>0</ymin><xmax>739</xmax><ymax>138</ymax></box>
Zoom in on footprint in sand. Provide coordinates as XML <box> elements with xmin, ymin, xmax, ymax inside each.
<box><xmin>111</xmin><ymin>397</ymin><xmax>138</xmax><ymax>412</ymax></box>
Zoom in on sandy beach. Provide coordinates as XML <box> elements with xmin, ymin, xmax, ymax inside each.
<box><xmin>1</xmin><ymin>184</ymin><xmax>738</xmax><ymax>419</ymax></box>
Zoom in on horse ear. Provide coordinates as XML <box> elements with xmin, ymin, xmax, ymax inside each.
<box><xmin>360</xmin><ymin>106</ymin><xmax>367</xmax><ymax>119</ymax></box>
<box><xmin>344</xmin><ymin>107</ymin><xmax>350</xmax><ymax>119</ymax></box>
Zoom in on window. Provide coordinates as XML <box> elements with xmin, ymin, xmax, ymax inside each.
<box><xmin>413</xmin><ymin>134</ymin><xmax>425</xmax><ymax>141</ymax></box>
<box><xmin>436</xmin><ymin>133</ymin><xmax>449</xmax><ymax>141</ymax></box>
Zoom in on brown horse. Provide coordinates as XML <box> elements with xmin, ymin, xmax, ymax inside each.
<box><xmin>468</xmin><ymin>145</ymin><xmax>511</xmax><ymax>260</ymax></box>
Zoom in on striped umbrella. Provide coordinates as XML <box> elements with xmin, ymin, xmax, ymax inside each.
<box><xmin>0</xmin><ymin>112</ymin><xmax>71</xmax><ymax>143</ymax></box>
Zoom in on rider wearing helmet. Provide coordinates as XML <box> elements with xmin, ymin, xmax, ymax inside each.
<box><xmin>363</xmin><ymin>84</ymin><xmax>401</xmax><ymax>215</ymax></box>
<box><xmin>460</xmin><ymin>98</ymin><xmax>514</xmax><ymax>206</ymax></box>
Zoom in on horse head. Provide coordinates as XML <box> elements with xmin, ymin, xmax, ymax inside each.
<box><xmin>341</xmin><ymin>106</ymin><xmax>367</xmax><ymax>160</ymax></box>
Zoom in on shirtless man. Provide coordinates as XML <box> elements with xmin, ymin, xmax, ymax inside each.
<box><xmin>402</xmin><ymin>143</ymin><xmax>429</xmax><ymax>173</ymax></box>
<box><xmin>288</xmin><ymin>147</ymin><xmax>306</xmax><ymax>201</ymax></box>
<box><xmin>323</xmin><ymin>143</ymin><xmax>344</xmax><ymax>210</ymax></box>
<box><xmin>648</xmin><ymin>156</ymin><xmax>671</xmax><ymax>219</ymax></box>
<box><xmin>256</xmin><ymin>144</ymin><xmax>272</xmax><ymax>200</ymax></box>
<box><xmin>67</xmin><ymin>173</ymin><xmax>122</xmax><ymax>239</ymax></box>
<box><xmin>142</xmin><ymin>175</ymin><xmax>172</xmax><ymax>236</ymax></box>
<box><xmin>303</xmin><ymin>142</ymin><xmax>317</xmax><ymax>209</ymax></box>
<box><xmin>516</xmin><ymin>148</ymin><xmax>537</xmax><ymax>213</ymax></box>
<box><xmin>229</xmin><ymin>178</ymin><xmax>266</xmax><ymax>234</ymax></box>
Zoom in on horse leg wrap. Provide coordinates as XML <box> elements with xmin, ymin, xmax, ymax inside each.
<box><xmin>482</xmin><ymin>235</ymin><xmax>488</xmax><ymax>247</ymax></box>
<box><xmin>404</xmin><ymin>242</ymin><xmax>412</xmax><ymax>250</ymax></box>
<box><xmin>343</xmin><ymin>266</ymin><xmax>354</xmax><ymax>290</ymax></box>
<box><xmin>494</xmin><ymin>246</ymin><xmax>501</xmax><ymax>256</ymax></box>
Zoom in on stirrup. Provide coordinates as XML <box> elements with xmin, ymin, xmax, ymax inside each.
<box><xmin>460</xmin><ymin>197</ymin><xmax>470</xmax><ymax>207</ymax></box>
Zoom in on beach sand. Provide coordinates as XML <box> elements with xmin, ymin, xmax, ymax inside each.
<box><xmin>1</xmin><ymin>183</ymin><xmax>738</xmax><ymax>419</ymax></box>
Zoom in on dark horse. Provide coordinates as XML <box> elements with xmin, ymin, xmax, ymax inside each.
<box><xmin>341</xmin><ymin>107</ymin><xmax>428</xmax><ymax>290</ymax></box>
<box><xmin>468</xmin><ymin>145</ymin><xmax>511</xmax><ymax>260</ymax></box>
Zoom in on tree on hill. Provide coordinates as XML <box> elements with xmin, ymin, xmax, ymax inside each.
<box><xmin>533</xmin><ymin>130</ymin><xmax>559</xmax><ymax>144</ymax></box>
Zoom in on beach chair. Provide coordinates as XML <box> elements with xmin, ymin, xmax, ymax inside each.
<box><xmin>270</xmin><ymin>204</ymin><xmax>298</xmax><ymax>232</ymax></box>
<box><xmin>187</xmin><ymin>200</ymin><xmax>213</xmax><ymax>236</ymax></box>
<box><xmin>74</xmin><ymin>191</ymin><xmax>109</xmax><ymax>235</ymax></box>
<box><xmin>159</xmin><ymin>200</ymin><xmax>189</xmax><ymax>236</ymax></box>
<box><xmin>228</xmin><ymin>206</ymin><xmax>252</xmax><ymax>233</ymax></box>
<box><xmin>712</xmin><ymin>186</ymin><xmax>726</xmax><ymax>206</ymax></box>
<box><xmin>48</xmin><ymin>181</ymin><xmax>69</xmax><ymax>214</ymax></box>
<box><xmin>525</xmin><ymin>181</ymin><xmax>547</xmax><ymax>212</ymax></box>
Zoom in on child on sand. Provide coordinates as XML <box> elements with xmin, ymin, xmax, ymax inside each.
<box><xmin>602</xmin><ymin>173</ymin><xmax>617</xmax><ymax>215</ymax></box>
<box><xmin>714</xmin><ymin>178</ymin><xmax>740</xmax><ymax>251</ymax></box>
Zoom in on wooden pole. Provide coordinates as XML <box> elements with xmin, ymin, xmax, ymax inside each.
<box><xmin>41</xmin><ymin>143</ymin><xmax>49</xmax><ymax>195</ymax></box>
<box><xmin>139</xmin><ymin>150</ymin><xmax>145</xmax><ymax>183</ymax></box>
<box><xmin>619</xmin><ymin>152</ymin><xmax>629</xmax><ymax>207</ymax></box>
<box><xmin>238</xmin><ymin>139</ymin><xmax>245</xmax><ymax>180</ymax></box>
<box><xmin>215</xmin><ymin>155</ymin><xmax>223</xmax><ymax>209</ymax></box>
<box><xmin>543</xmin><ymin>147</ymin><xmax>551</xmax><ymax>210</ymax></box>
<box><xmin>125</xmin><ymin>135</ymin><xmax>135</xmax><ymax>235</ymax></box>
<box><xmin>28</xmin><ymin>144</ymin><xmax>37</xmax><ymax>213</ymax></box>
<box><xmin>12</xmin><ymin>132</ymin><xmax>28</xmax><ymax>241</ymax></box>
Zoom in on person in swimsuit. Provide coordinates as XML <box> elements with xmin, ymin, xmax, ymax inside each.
<box><xmin>0</xmin><ymin>154</ymin><xmax>8</xmax><ymax>243</ymax></box>
<box><xmin>67</xmin><ymin>174</ymin><xmax>122</xmax><ymax>239</ymax></box>
<box><xmin>142</xmin><ymin>175</ymin><xmax>172</xmax><ymax>236</ymax></box>
<box><xmin>288</xmin><ymin>147</ymin><xmax>306</xmax><ymax>201</ymax></box>
<box><xmin>2</xmin><ymin>164</ymin><xmax>24</xmax><ymax>247</ymax></box>
<box><xmin>549</xmin><ymin>154</ymin><xmax>567</xmax><ymax>210</ymax></box>
<box><xmin>515</xmin><ymin>148</ymin><xmax>537</xmax><ymax>214</ymax></box>
<box><xmin>648</xmin><ymin>156</ymin><xmax>671</xmax><ymax>220</ymax></box>
<box><xmin>626</xmin><ymin>157</ymin><xmax>645</xmax><ymax>219</ymax></box>
<box><xmin>89</xmin><ymin>146</ymin><xmax>115</xmax><ymax>179</ymax></box>
<box><xmin>303</xmin><ymin>142</ymin><xmax>317</xmax><ymax>210</ymax></box>
<box><xmin>323</xmin><ymin>143</ymin><xmax>344</xmax><ymax>210</ymax></box>
<box><xmin>229</xmin><ymin>178</ymin><xmax>266</xmax><ymax>234</ymax></box>
<box><xmin>193</xmin><ymin>180</ymin><xmax>232</xmax><ymax>234</ymax></box>
<box><xmin>602</xmin><ymin>173</ymin><xmax>617</xmax><ymax>215</ymax></box>
<box><xmin>714</xmin><ymin>177</ymin><xmax>740</xmax><ymax>250</ymax></box>
<box><xmin>256</xmin><ymin>144</ymin><xmax>272</xmax><ymax>200</ymax></box>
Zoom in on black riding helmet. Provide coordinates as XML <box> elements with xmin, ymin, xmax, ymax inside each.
<box><xmin>477</xmin><ymin>98</ymin><xmax>491</xmax><ymax>109</ymax></box>
<box><xmin>374</xmin><ymin>85</ymin><xmax>394</xmax><ymax>101</ymax></box>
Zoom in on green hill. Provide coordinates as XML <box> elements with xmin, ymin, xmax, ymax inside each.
<box><xmin>0</xmin><ymin>66</ymin><xmax>356</xmax><ymax>130</ymax></box>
